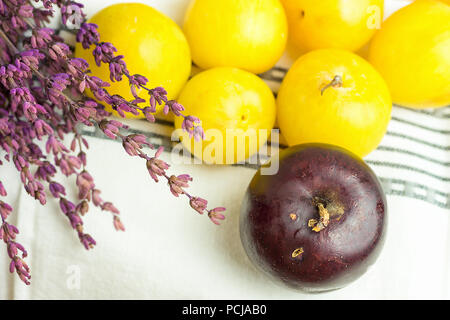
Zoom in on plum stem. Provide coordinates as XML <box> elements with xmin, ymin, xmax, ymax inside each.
<box><xmin>308</xmin><ymin>195</ymin><xmax>345</xmax><ymax>232</ymax></box>
<box><xmin>321</xmin><ymin>75</ymin><xmax>343</xmax><ymax>96</ymax></box>
<box><xmin>308</xmin><ymin>202</ymin><xmax>330</xmax><ymax>232</ymax></box>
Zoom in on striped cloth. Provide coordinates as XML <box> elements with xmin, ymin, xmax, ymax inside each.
<box><xmin>82</xmin><ymin>89</ymin><xmax>450</xmax><ymax>211</ymax></box>
<box><xmin>2</xmin><ymin>0</ymin><xmax>450</xmax><ymax>299</ymax></box>
<box><xmin>88</xmin><ymin>63</ymin><xmax>450</xmax><ymax>211</ymax></box>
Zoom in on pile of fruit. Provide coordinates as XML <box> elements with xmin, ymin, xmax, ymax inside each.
<box><xmin>76</xmin><ymin>0</ymin><xmax>450</xmax><ymax>292</ymax></box>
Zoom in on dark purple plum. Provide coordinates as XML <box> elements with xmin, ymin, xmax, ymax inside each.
<box><xmin>240</xmin><ymin>143</ymin><xmax>387</xmax><ymax>292</ymax></box>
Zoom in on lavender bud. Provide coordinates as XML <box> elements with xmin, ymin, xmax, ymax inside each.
<box><xmin>0</xmin><ymin>182</ymin><xmax>6</xmax><ymax>196</ymax></box>
<box><xmin>189</xmin><ymin>197</ymin><xmax>208</xmax><ymax>215</ymax></box>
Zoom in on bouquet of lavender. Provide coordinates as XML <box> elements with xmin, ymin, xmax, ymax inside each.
<box><xmin>0</xmin><ymin>0</ymin><xmax>226</xmax><ymax>285</ymax></box>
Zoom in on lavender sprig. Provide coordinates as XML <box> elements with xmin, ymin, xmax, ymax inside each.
<box><xmin>0</xmin><ymin>0</ymin><xmax>225</xmax><ymax>285</ymax></box>
<box><xmin>76</xmin><ymin>22</ymin><xmax>204</xmax><ymax>140</ymax></box>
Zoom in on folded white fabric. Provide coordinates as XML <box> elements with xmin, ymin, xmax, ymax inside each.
<box><xmin>1</xmin><ymin>0</ymin><xmax>450</xmax><ymax>299</ymax></box>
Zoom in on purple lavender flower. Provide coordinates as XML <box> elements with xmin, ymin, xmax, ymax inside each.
<box><xmin>49</xmin><ymin>181</ymin><xmax>66</xmax><ymax>198</ymax></box>
<box><xmin>208</xmin><ymin>207</ymin><xmax>226</xmax><ymax>225</ymax></box>
<box><xmin>60</xmin><ymin>2</ymin><xmax>85</xmax><ymax>27</ymax></box>
<box><xmin>48</xmin><ymin>43</ymin><xmax>71</xmax><ymax>61</ymax></box>
<box><xmin>24</xmin><ymin>180</ymin><xmax>46</xmax><ymax>205</ymax></box>
<box><xmin>0</xmin><ymin>222</ymin><xmax>19</xmax><ymax>241</ymax></box>
<box><xmin>122</xmin><ymin>134</ymin><xmax>152</xmax><ymax>156</ymax></box>
<box><xmin>101</xmin><ymin>202</ymin><xmax>119</xmax><ymax>215</ymax></box>
<box><xmin>78</xmin><ymin>232</ymin><xmax>96</xmax><ymax>250</ymax></box>
<box><xmin>192</xmin><ymin>125</ymin><xmax>205</xmax><ymax>141</ymax></box>
<box><xmin>29</xmin><ymin>28</ymin><xmax>54</xmax><ymax>49</ymax></box>
<box><xmin>146</xmin><ymin>147</ymin><xmax>170</xmax><ymax>182</ymax></box>
<box><xmin>98</xmin><ymin>119</ymin><xmax>125</xmax><ymax>139</ymax></box>
<box><xmin>190</xmin><ymin>197</ymin><xmax>208</xmax><ymax>215</ymax></box>
<box><xmin>76</xmin><ymin>23</ymin><xmax>100</xmax><ymax>49</ymax></box>
<box><xmin>168</xmin><ymin>174</ymin><xmax>192</xmax><ymax>197</ymax></box>
<box><xmin>76</xmin><ymin>171</ymin><xmax>95</xmax><ymax>200</ymax></box>
<box><xmin>67</xmin><ymin>57</ymin><xmax>89</xmax><ymax>76</ymax></box>
<box><xmin>58</xmin><ymin>154</ymin><xmax>82</xmax><ymax>176</ymax></box>
<box><xmin>34</xmin><ymin>119</ymin><xmax>54</xmax><ymax>139</ymax></box>
<box><xmin>182</xmin><ymin>115</ymin><xmax>201</xmax><ymax>132</ymax></box>
<box><xmin>46</xmin><ymin>135</ymin><xmax>69</xmax><ymax>155</ymax></box>
<box><xmin>35</xmin><ymin>161</ymin><xmax>57</xmax><ymax>181</ymax></box>
<box><xmin>48</xmin><ymin>73</ymin><xmax>71</xmax><ymax>104</ymax></box>
<box><xmin>59</xmin><ymin>198</ymin><xmax>76</xmax><ymax>215</ymax></box>
<box><xmin>20</xmin><ymin>49</ymin><xmax>45</xmax><ymax>69</ymax></box>
<box><xmin>10</xmin><ymin>255</ymin><xmax>31</xmax><ymax>285</ymax></box>
<box><xmin>7</xmin><ymin>240</ymin><xmax>27</xmax><ymax>259</ymax></box>
<box><xmin>0</xmin><ymin>0</ymin><xmax>225</xmax><ymax>286</ymax></box>
<box><xmin>76</xmin><ymin>200</ymin><xmax>89</xmax><ymax>216</ymax></box>
<box><xmin>92</xmin><ymin>189</ymin><xmax>103</xmax><ymax>207</ymax></box>
<box><xmin>0</xmin><ymin>181</ymin><xmax>7</xmax><ymax>197</ymax></box>
<box><xmin>17</xmin><ymin>4</ymin><xmax>33</xmax><ymax>18</ymax></box>
<box><xmin>113</xmin><ymin>216</ymin><xmax>125</xmax><ymax>231</ymax></box>
<box><xmin>164</xmin><ymin>100</ymin><xmax>185</xmax><ymax>116</ymax></box>
<box><xmin>139</xmin><ymin>106</ymin><xmax>156</xmax><ymax>122</ymax></box>
<box><xmin>0</xmin><ymin>201</ymin><xmax>13</xmax><ymax>220</ymax></box>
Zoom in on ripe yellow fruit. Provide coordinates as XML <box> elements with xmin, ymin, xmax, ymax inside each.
<box><xmin>75</xmin><ymin>3</ymin><xmax>191</xmax><ymax>119</ymax></box>
<box><xmin>368</xmin><ymin>0</ymin><xmax>450</xmax><ymax>108</ymax></box>
<box><xmin>174</xmin><ymin>67</ymin><xmax>276</xmax><ymax>164</ymax></box>
<box><xmin>183</xmin><ymin>0</ymin><xmax>288</xmax><ymax>74</ymax></box>
<box><xmin>280</xmin><ymin>0</ymin><xmax>383</xmax><ymax>55</ymax></box>
<box><xmin>277</xmin><ymin>49</ymin><xmax>392</xmax><ymax>158</ymax></box>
